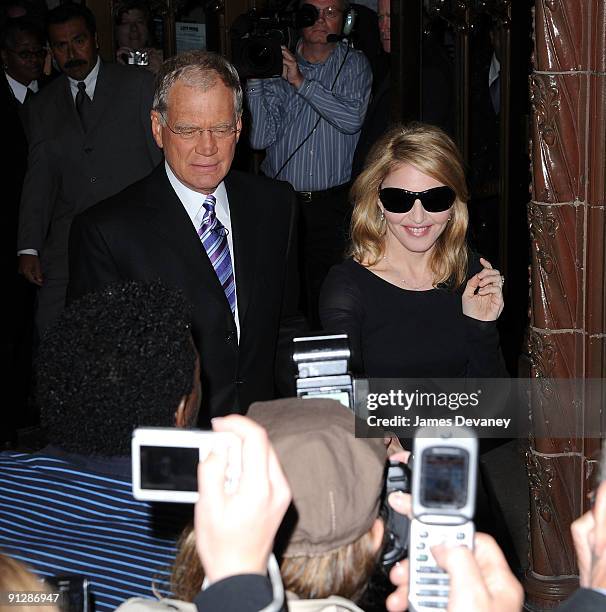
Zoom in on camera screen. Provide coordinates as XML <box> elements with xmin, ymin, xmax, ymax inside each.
<box><xmin>140</xmin><ymin>446</ymin><xmax>198</xmax><ymax>492</ymax></box>
<box><xmin>420</xmin><ymin>448</ymin><xmax>468</xmax><ymax>509</ymax></box>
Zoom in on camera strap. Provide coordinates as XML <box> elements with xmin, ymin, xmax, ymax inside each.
<box><xmin>273</xmin><ymin>43</ymin><xmax>351</xmax><ymax>181</ymax></box>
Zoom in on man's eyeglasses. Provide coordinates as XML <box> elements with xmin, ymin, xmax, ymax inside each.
<box><xmin>304</xmin><ymin>5</ymin><xmax>343</xmax><ymax>21</ymax></box>
<box><xmin>159</xmin><ymin>113</ymin><xmax>239</xmax><ymax>140</ymax></box>
<box><xmin>9</xmin><ymin>49</ymin><xmax>46</xmax><ymax>61</ymax></box>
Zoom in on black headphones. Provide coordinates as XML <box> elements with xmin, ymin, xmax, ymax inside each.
<box><xmin>341</xmin><ymin>4</ymin><xmax>356</xmax><ymax>38</ymax></box>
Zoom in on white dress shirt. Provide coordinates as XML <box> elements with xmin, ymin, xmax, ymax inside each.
<box><xmin>165</xmin><ymin>161</ymin><xmax>240</xmax><ymax>340</ymax></box>
<box><xmin>6</xmin><ymin>72</ymin><xmax>38</xmax><ymax>103</ymax></box>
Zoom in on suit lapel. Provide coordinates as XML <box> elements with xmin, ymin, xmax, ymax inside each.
<box><xmin>84</xmin><ymin>61</ymin><xmax>114</xmax><ymax>135</ymax></box>
<box><xmin>225</xmin><ymin>171</ymin><xmax>260</xmax><ymax>327</ymax></box>
<box><xmin>56</xmin><ymin>75</ymin><xmax>81</xmax><ymax>133</ymax></box>
<box><xmin>144</xmin><ymin>166</ymin><xmax>233</xmax><ymax>313</ymax></box>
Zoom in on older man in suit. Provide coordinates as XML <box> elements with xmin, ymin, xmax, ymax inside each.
<box><xmin>68</xmin><ymin>50</ymin><xmax>303</xmax><ymax>424</ymax></box>
<box><xmin>17</xmin><ymin>3</ymin><xmax>161</xmax><ymax>335</ymax></box>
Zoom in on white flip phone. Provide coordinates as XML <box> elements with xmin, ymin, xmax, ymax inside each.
<box><xmin>131</xmin><ymin>427</ymin><xmax>241</xmax><ymax>503</ymax></box>
<box><xmin>408</xmin><ymin>426</ymin><xmax>478</xmax><ymax>612</ymax></box>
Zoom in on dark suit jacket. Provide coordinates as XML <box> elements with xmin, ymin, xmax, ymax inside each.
<box><xmin>67</xmin><ymin>165</ymin><xmax>303</xmax><ymax>423</ymax></box>
<box><xmin>17</xmin><ymin>61</ymin><xmax>161</xmax><ymax>333</ymax></box>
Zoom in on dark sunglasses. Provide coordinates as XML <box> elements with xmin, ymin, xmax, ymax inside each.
<box><xmin>379</xmin><ymin>186</ymin><xmax>456</xmax><ymax>214</ymax></box>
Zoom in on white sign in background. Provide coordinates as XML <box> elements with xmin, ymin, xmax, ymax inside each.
<box><xmin>176</xmin><ymin>22</ymin><xmax>206</xmax><ymax>54</ymax></box>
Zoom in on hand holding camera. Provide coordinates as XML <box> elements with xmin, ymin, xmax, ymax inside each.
<box><xmin>280</xmin><ymin>46</ymin><xmax>303</xmax><ymax>88</ymax></box>
<box><xmin>195</xmin><ymin>415</ymin><xmax>292</xmax><ymax>585</ymax></box>
<box><xmin>116</xmin><ymin>47</ymin><xmax>149</xmax><ymax>66</ymax></box>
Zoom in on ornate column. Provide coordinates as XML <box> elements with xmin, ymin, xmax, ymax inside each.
<box><xmin>526</xmin><ymin>0</ymin><xmax>606</xmax><ymax>607</ymax></box>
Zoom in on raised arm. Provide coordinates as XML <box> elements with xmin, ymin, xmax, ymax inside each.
<box><xmin>295</xmin><ymin>48</ymin><xmax>372</xmax><ymax>134</ymax></box>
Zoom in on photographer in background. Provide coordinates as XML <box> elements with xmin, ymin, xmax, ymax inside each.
<box><xmin>114</xmin><ymin>0</ymin><xmax>163</xmax><ymax>74</ymax></box>
<box><xmin>246</xmin><ymin>0</ymin><xmax>372</xmax><ymax>327</ymax></box>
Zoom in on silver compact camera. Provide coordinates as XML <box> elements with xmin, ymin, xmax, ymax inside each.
<box><xmin>126</xmin><ymin>49</ymin><xmax>149</xmax><ymax>66</ymax></box>
<box><xmin>131</xmin><ymin>427</ymin><xmax>241</xmax><ymax>503</ymax></box>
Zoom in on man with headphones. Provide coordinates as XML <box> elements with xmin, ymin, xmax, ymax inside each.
<box><xmin>246</xmin><ymin>0</ymin><xmax>371</xmax><ymax>327</ymax></box>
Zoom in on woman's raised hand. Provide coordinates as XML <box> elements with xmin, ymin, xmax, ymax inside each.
<box><xmin>462</xmin><ymin>257</ymin><xmax>504</xmax><ymax>321</ymax></box>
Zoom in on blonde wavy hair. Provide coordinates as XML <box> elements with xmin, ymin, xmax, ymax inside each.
<box><xmin>350</xmin><ymin>122</ymin><xmax>469</xmax><ymax>288</ymax></box>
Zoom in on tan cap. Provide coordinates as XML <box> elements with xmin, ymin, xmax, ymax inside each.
<box><xmin>247</xmin><ymin>397</ymin><xmax>386</xmax><ymax>557</ymax></box>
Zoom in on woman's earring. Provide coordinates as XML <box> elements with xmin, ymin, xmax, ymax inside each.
<box><xmin>380</xmin><ymin>209</ymin><xmax>385</xmax><ymax>221</ymax></box>
<box><xmin>448</xmin><ymin>215</ymin><xmax>452</xmax><ymax>221</ymax></box>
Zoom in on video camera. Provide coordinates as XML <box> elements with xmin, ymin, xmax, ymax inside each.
<box><xmin>230</xmin><ymin>3</ymin><xmax>318</xmax><ymax>79</ymax></box>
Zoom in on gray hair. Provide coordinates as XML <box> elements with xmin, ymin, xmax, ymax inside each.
<box><xmin>152</xmin><ymin>50</ymin><xmax>243</xmax><ymax>122</ymax></box>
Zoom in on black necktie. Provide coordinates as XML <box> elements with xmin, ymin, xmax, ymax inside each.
<box><xmin>23</xmin><ymin>87</ymin><xmax>34</xmax><ymax>104</ymax></box>
<box><xmin>75</xmin><ymin>81</ymin><xmax>93</xmax><ymax>131</ymax></box>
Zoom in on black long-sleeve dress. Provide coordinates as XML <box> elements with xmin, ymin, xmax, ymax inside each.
<box><xmin>319</xmin><ymin>255</ymin><xmax>506</xmax><ymax>378</ymax></box>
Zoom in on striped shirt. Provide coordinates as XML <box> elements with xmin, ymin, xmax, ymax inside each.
<box><xmin>246</xmin><ymin>41</ymin><xmax>372</xmax><ymax>191</ymax></box>
<box><xmin>0</xmin><ymin>450</ymin><xmax>191</xmax><ymax>612</ymax></box>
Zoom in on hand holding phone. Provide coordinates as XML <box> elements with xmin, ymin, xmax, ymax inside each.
<box><xmin>430</xmin><ymin>533</ymin><xmax>523</xmax><ymax>612</ymax></box>
<box><xmin>408</xmin><ymin>426</ymin><xmax>478</xmax><ymax>612</ymax></box>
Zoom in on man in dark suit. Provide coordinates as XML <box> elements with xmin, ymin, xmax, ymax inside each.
<box><xmin>1</xmin><ymin>16</ymin><xmax>48</xmax><ymax>440</ymax></box>
<box><xmin>17</xmin><ymin>3</ymin><xmax>161</xmax><ymax>335</ymax></box>
<box><xmin>68</xmin><ymin>50</ymin><xmax>303</xmax><ymax>424</ymax></box>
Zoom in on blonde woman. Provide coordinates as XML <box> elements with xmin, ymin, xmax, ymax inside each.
<box><xmin>320</xmin><ymin>123</ymin><xmax>506</xmax><ymax>377</ymax></box>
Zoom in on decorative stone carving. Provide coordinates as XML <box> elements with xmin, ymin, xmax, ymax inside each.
<box><xmin>528</xmin><ymin>329</ymin><xmax>555</xmax><ymax>377</ymax></box>
<box><xmin>528</xmin><ymin>203</ymin><xmax>580</xmax><ymax>331</ymax></box>
<box><xmin>526</xmin><ymin>452</ymin><xmax>579</xmax><ymax>577</ymax></box>
<box><xmin>530</xmin><ymin>74</ymin><xmax>582</xmax><ymax>203</ymax></box>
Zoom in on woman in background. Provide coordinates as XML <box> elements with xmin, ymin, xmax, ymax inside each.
<box><xmin>114</xmin><ymin>1</ymin><xmax>163</xmax><ymax>74</ymax></box>
<box><xmin>320</xmin><ymin>122</ymin><xmax>506</xmax><ymax>378</ymax></box>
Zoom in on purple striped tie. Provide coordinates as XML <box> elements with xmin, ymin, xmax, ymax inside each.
<box><xmin>198</xmin><ymin>195</ymin><xmax>236</xmax><ymax>314</ymax></box>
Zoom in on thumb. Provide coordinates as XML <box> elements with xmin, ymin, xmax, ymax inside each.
<box><xmin>432</xmin><ymin>544</ymin><xmax>490</xmax><ymax>608</ymax></box>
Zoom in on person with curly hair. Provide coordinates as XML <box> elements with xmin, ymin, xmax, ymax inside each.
<box><xmin>0</xmin><ymin>280</ymin><xmax>200</xmax><ymax>612</ymax></box>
